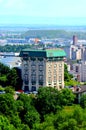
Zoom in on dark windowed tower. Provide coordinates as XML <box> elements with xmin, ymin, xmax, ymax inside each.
<box><xmin>73</xmin><ymin>35</ymin><xmax>78</xmax><ymax>45</ymax></box>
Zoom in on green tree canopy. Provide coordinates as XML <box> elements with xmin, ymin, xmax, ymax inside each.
<box><xmin>80</xmin><ymin>94</ymin><xmax>86</xmax><ymax>108</ymax></box>
<box><xmin>60</xmin><ymin>88</ymin><xmax>75</xmax><ymax>105</ymax></box>
<box><xmin>0</xmin><ymin>115</ymin><xmax>15</xmax><ymax>130</ymax></box>
<box><xmin>64</xmin><ymin>64</ymin><xmax>73</xmax><ymax>82</ymax></box>
<box><xmin>0</xmin><ymin>93</ymin><xmax>16</xmax><ymax>116</ymax></box>
<box><xmin>35</xmin><ymin>87</ymin><xmax>62</xmax><ymax>118</ymax></box>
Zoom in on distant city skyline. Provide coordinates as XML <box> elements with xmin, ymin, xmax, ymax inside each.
<box><xmin>0</xmin><ymin>0</ymin><xmax>86</xmax><ymax>25</ymax></box>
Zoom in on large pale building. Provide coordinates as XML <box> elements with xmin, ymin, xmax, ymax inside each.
<box><xmin>20</xmin><ymin>49</ymin><xmax>66</xmax><ymax>91</ymax></box>
<box><xmin>69</xmin><ymin>61</ymin><xmax>86</xmax><ymax>82</ymax></box>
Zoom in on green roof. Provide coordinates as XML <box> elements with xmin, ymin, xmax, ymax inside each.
<box><xmin>46</xmin><ymin>49</ymin><xmax>66</xmax><ymax>57</ymax></box>
<box><xmin>20</xmin><ymin>48</ymin><xmax>66</xmax><ymax>58</ymax></box>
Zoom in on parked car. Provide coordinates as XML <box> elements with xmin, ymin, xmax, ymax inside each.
<box><xmin>32</xmin><ymin>91</ymin><xmax>38</xmax><ymax>95</ymax></box>
<box><xmin>0</xmin><ymin>91</ymin><xmax>5</xmax><ymax>94</ymax></box>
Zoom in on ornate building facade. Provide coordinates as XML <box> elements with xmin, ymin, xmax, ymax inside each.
<box><xmin>20</xmin><ymin>49</ymin><xmax>66</xmax><ymax>91</ymax></box>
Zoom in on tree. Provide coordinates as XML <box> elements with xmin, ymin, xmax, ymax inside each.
<box><xmin>64</xmin><ymin>64</ymin><xmax>73</xmax><ymax>82</ymax></box>
<box><xmin>64</xmin><ymin>64</ymin><xmax>80</xmax><ymax>86</ymax></box>
<box><xmin>0</xmin><ymin>115</ymin><xmax>16</xmax><ymax>130</ymax></box>
<box><xmin>72</xmin><ymin>105</ymin><xmax>85</xmax><ymax>128</ymax></box>
<box><xmin>57</xmin><ymin>119</ymin><xmax>78</xmax><ymax>130</ymax></box>
<box><xmin>7</xmin><ymin>68</ymin><xmax>18</xmax><ymax>88</ymax></box>
<box><xmin>5</xmin><ymin>86</ymin><xmax>15</xmax><ymax>95</ymax></box>
<box><xmin>0</xmin><ymin>62</ymin><xmax>21</xmax><ymax>89</ymax></box>
<box><xmin>0</xmin><ymin>63</ymin><xmax>10</xmax><ymax>87</ymax></box>
<box><xmin>0</xmin><ymin>93</ymin><xmax>16</xmax><ymax>116</ymax></box>
<box><xmin>14</xmin><ymin>67</ymin><xmax>23</xmax><ymax>90</ymax></box>
<box><xmin>24</xmin><ymin>110</ymin><xmax>40</xmax><ymax>129</ymax></box>
<box><xmin>21</xmin><ymin>124</ymin><xmax>30</xmax><ymax>130</ymax></box>
<box><xmin>65</xmin><ymin>80</ymin><xmax>80</xmax><ymax>87</ymax></box>
<box><xmin>54</xmin><ymin>107</ymin><xmax>79</xmax><ymax>130</ymax></box>
<box><xmin>17</xmin><ymin>93</ymin><xmax>38</xmax><ymax>123</ymax></box>
<box><xmin>80</xmin><ymin>94</ymin><xmax>86</xmax><ymax>108</ymax></box>
<box><xmin>0</xmin><ymin>86</ymin><xmax>5</xmax><ymax>91</ymax></box>
<box><xmin>60</xmin><ymin>88</ymin><xmax>75</xmax><ymax>106</ymax></box>
<box><xmin>35</xmin><ymin>87</ymin><xmax>61</xmax><ymax>118</ymax></box>
<box><xmin>0</xmin><ymin>62</ymin><xmax>10</xmax><ymax>75</ymax></box>
<box><xmin>17</xmin><ymin>94</ymin><xmax>40</xmax><ymax>129</ymax></box>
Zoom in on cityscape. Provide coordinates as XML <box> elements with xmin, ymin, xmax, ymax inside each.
<box><xmin>0</xmin><ymin>0</ymin><xmax>86</xmax><ymax>129</ymax></box>
<box><xmin>0</xmin><ymin>24</ymin><xmax>86</xmax><ymax>128</ymax></box>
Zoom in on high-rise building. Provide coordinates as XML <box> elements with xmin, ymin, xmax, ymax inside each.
<box><xmin>73</xmin><ymin>35</ymin><xmax>78</xmax><ymax>45</ymax></box>
<box><xmin>20</xmin><ymin>48</ymin><xmax>66</xmax><ymax>91</ymax></box>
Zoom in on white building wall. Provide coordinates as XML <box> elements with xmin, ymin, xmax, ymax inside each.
<box><xmin>69</xmin><ymin>62</ymin><xmax>86</xmax><ymax>82</ymax></box>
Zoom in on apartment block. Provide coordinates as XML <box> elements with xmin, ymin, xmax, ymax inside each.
<box><xmin>70</xmin><ymin>61</ymin><xmax>86</xmax><ymax>82</ymax></box>
<box><xmin>20</xmin><ymin>49</ymin><xmax>66</xmax><ymax>91</ymax></box>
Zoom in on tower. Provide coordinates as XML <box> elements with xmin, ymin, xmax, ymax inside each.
<box><xmin>73</xmin><ymin>35</ymin><xmax>78</xmax><ymax>45</ymax></box>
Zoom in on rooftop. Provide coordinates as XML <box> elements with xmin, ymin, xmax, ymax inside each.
<box><xmin>20</xmin><ymin>48</ymin><xmax>66</xmax><ymax>58</ymax></box>
<box><xmin>74</xmin><ymin>85</ymin><xmax>86</xmax><ymax>94</ymax></box>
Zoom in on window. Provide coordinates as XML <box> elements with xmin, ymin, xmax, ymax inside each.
<box><xmin>24</xmin><ymin>86</ymin><xmax>29</xmax><ymax>91</ymax></box>
<box><xmin>24</xmin><ymin>69</ymin><xmax>28</xmax><ymax>74</ymax></box>
<box><xmin>38</xmin><ymin>61</ymin><xmax>43</xmax><ymax>65</ymax></box>
<box><xmin>39</xmin><ymin>75</ymin><xmax>43</xmax><ymax>80</ymax></box>
<box><xmin>48</xmin><ymin>77</ymin><xmax>52</xmax><ymax>83</ymax></box>
<box><xmin>31</xmin><ymin>66</ymin><xmax>36</xmax><ymax>70</ymax></box>
<box><xmin>32</xmin><ymin>82</ymin><xmax>36</xmax><ymax>85</ymax></box>
<box><xmin>54</xmin><ymin>64</ymin><xmax>57</xmax><ymax>68</ymax></box>
<box><xmin>39</xmin><ymin>71</ymin><xmax>43</xmax><ymax>75</ymax></box>
<box><xmin>76</xmin><ymin>66</ymin><xmax>79</xmax><ymax>72</ymax></box>
<box><xmin>31</xmin><ymin>71</ymin><xmax>36</xmax><ymax>75</ymax></box>
<box><xmin>31</xmin><ymin>86</ymin><xmax>36</xmax><ymax>91</ymax></box>
<box><xmin>24</xmin><ymin>74</ymin><xmax>28</xmax><ymax>81</ymax></box>
<box><xmin>54</xmin><ymin>76</ymin><xmax>57</xmax><ymax>82</ymax></box>
<box><xmin>48</xmin><ymin>70</ymin><xmax>51</xmax><ymax>76</ymax></box>
<box><xmin>31</xmin><ymin>60</ymin><xmax>36</xmax><ymax>65</ymax></box>
<box><xmin>59</xmin><ymin>86</ymin><xmax>62</xmax><ymax>89</ymax></box>
<box><xmin>59</xmin><ymin>81</ymin><xmax>62</xmax><ymax>84</ymax></box>
<box><xmin>48</xmin><ymin>83</ymin><xmax>51</xmax><ymax>85</ymax></box>
<box><xmin>31</xmin><ymin>76</ymin><xmax>36</xmax><ymax>80</ymax></box>
<box><xmin>54</xmin><ymin>86</ymin><xmax>57</xmax><ymax>88</ymax></box>
<box><xmin>59</xmin><ymin>75</ymin><xmax>62</xmax><ymax>80</ymax></box>
<box><xmin>59</xmin><ymin>64</ymin><xmax>62</xmax><ymax>67</ymax></box>
<box><xmin>48</xmin><ymin>63</ymin><xmax>52</xmax><ymax>67</ymax></box>
<box><xmin>39</xmin><ymin>82</ymin><xmax>43</xmax><ymax>85</ymax></box>
<box><xmin>39</xmin><ymin>66</ymin><xmax>43</xmax><ymax>70</ymax></box>
<box><xmin>48</xmin><ymin>74</ymin><xmax>52</xmax><ymax>78</ymax></box>
<box><xmin>59</xmin><ymin>74</ymin><xmax>62</xmax><ymax>77</ymax></box>
<box><xmin>53</xmin><ymin>71</ymin><xmax>57</xmax><ymax>75</ymax></box>
<box><xmin>54</xmin><ymin>83</ymin><xmax>57</xmax><ymax>85</ymax></box>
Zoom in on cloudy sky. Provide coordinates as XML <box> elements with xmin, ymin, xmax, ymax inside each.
<box><xmin>0</xmin><ymin>0</ymin><xmax>86</xmax><ymax>25</ymax></box>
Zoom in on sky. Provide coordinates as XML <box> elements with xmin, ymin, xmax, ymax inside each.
<box><xmin>0</xmin><ymin>0</ymin><xmax>86</xmax><ymax>25</ymax></box>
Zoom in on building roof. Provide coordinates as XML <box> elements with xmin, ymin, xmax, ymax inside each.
<box><xmin>74</xmin><ymin>85</ymin><xmax>86</xmax><ymax>94</ymax></box>
<box><xmin>20</xmin><ymin>48</ymin><xmax>66</xmax><ymax>58</ymax></box>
